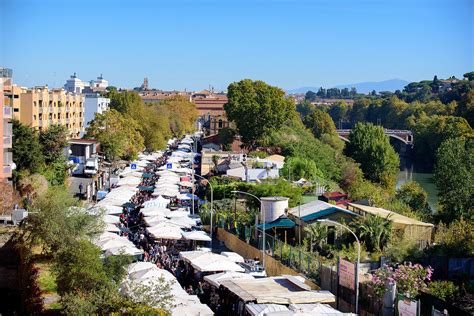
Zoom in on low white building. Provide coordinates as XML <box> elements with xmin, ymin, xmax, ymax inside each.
<box><xmin>226</xmin><ymin>166</ymin><xmax>280</xmax><ymax>182</ymax></box>
<box><xmin>83</xmin><ymin>92</ymin><xmax>110</xmax><ymax>130</ymax></box>
<box><xmin>64</xmin><ymin>73</ymin><xmax>85</xmax><ymax>94</ymax></box>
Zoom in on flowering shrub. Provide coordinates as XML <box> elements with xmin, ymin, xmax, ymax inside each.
<box><xmin>369</xmin><ymin>262</ymin><xmax>433</xmax><ymax>298</ymax></box>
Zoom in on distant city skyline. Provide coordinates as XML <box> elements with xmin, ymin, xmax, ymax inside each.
<box><xmin>1</xmin><ymin>0</ymin><xmax>472</xmax><ymax>91</ymax></box>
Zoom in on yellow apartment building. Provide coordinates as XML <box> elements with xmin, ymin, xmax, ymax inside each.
<box><xmin>1</xmin><ymin>67</ymin><xmax>14</xmax><ymax>181</ymax></box>
<box><xmin>18</xmin><ymin>86</ymin><xmax>85</xmax><ymax>138</ymax></box>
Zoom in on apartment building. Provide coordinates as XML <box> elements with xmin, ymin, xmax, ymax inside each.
<box><xmin>0</xmin><ymin>67</ymin><xmax>14</xmax><ymax>182</ymax></box>
<box><xmin>18</xmin><ymin>87</ymin><xmax>85</xmax><ymax>138</ymax></box>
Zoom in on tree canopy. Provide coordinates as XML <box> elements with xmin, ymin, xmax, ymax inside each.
<box><xmin>434</xmin><ymin>137</ymin><xmax>474</xmax><ymax>222</ymax></box>
<box><xmin>345</xmin><ymin>123</ymin><xmax>400</xmax><ymax>188</ymax></box>
<box><xmin>225</xmin><ymin>79</ymin><xmax>295</xmax><ymax>147</ymax></box>
<box><xmin>85</xmin><ymin>109</ymin><xmax>144</xmax><ymax>161</ymax></box>
<box><xmin>303</xmin><ymin>108</ymin><xmax>336</xmax><ymax>138</ymax></box>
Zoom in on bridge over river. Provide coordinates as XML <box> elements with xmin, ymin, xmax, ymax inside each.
<box><xmin>336</xmin><ymin>129</ymin><xmax>413</xmax><ymax>145</ymax></box>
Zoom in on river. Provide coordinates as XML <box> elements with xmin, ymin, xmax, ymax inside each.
<box><xmin>396</xmin><ymin>158</ymin><xmax>439</xmax><ymax>211</ymax></box>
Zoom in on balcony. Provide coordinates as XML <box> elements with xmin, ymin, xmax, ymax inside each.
<box><xmin>2</xmin><ymin>165</ymin><xmax>12</xmax><ymax>176</ymax></box>
<box><xmin>3</xmin><ymin>107</ymin><xmax>13</xmax><ymax>119</ymax></box>
<box><xmin>3</xmin><ymin>136</ymin><xmax>12</xmax><ymax>148</ymax></box>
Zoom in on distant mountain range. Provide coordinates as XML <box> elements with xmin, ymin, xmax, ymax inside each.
<box><xmin>287</xmin><ymin>79</ymin><xmax>410</xmax><ymax>94</ymax></box>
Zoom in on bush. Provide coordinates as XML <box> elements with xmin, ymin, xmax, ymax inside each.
<box><xmin>427</xmin><ymin>281</ymin><xmax>459</xmax><ymax>301</ymax></box>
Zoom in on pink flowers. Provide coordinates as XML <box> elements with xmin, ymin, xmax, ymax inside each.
<box><xmin>368</xmin><ymin>262</ymin><xmax>433</xmax><ymax>298</ymax></box>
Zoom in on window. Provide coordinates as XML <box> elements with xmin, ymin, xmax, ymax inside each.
<box><xmin>33</xmin><ymin>101</ymin><xmax>37</xmax><ymax>107</ymax></box>
<box><xmin>66</xmin><ymin>113</ymin><xmax>69</xmax><ymax>118</ymax></box>
<box><xmin>14</xmin><ymin>108</ymin><xmax>19</xmax><ymax>112</ymax></box>
<box><xmin>53</xmin><ymin>114</ymin><xmax>56</xmax><ymax>119</ymax></box>
<box><xmin>33</xmin><ymin>115</ymin><xmax>37</xmax><ymax>120</ymax></box>
<box><xmin>218</xmin><ymin>119</ymin><xmax>223</xmax><ymax>128</ymax></box>
<box><xmin>39</xmin><ymin>114</ymin><xmax>42</xmax><ymax>120</ymax></box>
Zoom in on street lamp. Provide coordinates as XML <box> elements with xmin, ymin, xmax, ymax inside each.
<box><xmin>317</xmin><ymin>218</ymin><xmax>360</xmax><ymax>315</ymax></box>
<box><xmin>194</xmin><ymin>173</ymin><xmax>213</xmax><ymax>247</ymax></box>
<box><xmin>231</xmin><ymin>190</ymin><xmax>265</xmax><ymax>270</ymax></box>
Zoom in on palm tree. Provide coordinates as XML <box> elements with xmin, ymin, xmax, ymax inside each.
<box><xmin>304</xmin><ymin>222</ymin><xmax>328</xmax><ymax>252</ymax></box>
<box><xmin>351</xmin><ymin>214</ymin><xmax>392</xmax><ymax>252</ymax></box>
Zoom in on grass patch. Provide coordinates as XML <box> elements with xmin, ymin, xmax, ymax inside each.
<box><xmin>37</xmin><ymin>263</ymin><xmax>57</xmax><ymax>293</ymax></box>
<box><xmin>47</xmin><ymin>302</ymin><xmax>62</xmax><ymax>310</ymax></box>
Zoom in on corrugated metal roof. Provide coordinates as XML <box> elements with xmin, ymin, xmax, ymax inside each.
<box><xmin>245</xmin><ymin>304</ymin><xmax>289</xmax><ymax>315</ymax></box>
<box><xmin>348</xmin><ymin>203</ymin><xmax>434</xmax><ymax>227</ymax></box>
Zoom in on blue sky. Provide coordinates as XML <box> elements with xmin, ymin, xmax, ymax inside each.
<box><xmin>1</xmin><ymin>0</ymin><xmax>472</xmax><ymax>91</ymax></box>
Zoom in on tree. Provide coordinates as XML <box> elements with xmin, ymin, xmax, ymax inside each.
<box><xmin>38</xmin><ymin>124</ymin><xmax>68</xmax><ymax>164</ymax></box>
<box><xmin>345</xmin><ymin>123</ymin><xmax>400</xmax><ymax>188</ymax></box>
<box><xmin>395</xmin><ymin>181</ymin><xmax>431</xmax><ymax>220</ymax></box>
<box><xmin>158</xmin><ymin>96</ymin><xmax>198</xmax><ymax>137</ymax></box>
<box><xmin>85</xmin><ymin>109</ymin><xmax>144</xmax><ymax>161</ymax></box>
<box><xmin>224</xmin><ymin>79</ymin><xmax>295</xmax><ymax>147</ymax></box>
<box><xmin>463</xmin><ymin>71</ymin><xmax>474</xmax><ymax>81</ymax></box>
<box><xmin>304</xmin><ymin>222</ymin><xmax>328</xmax><ymax>252</ymax></box>
<box><xmin>0</xmin><ymin>182</ymin><xmax>19</xmax><ymax>215</ymax></box>
<box><xmin>304</xmin><ymin>91</ymin><xmax>317</xmax><ymax>102</ymax></box>
<box><xmin>296</xmin><ymin>100</ymin><xmax>315</xmax><ymax>118</ymax></box>
<box><xmin>327</xmin><ymin>101</ymin><xmax>348</xmax><ymax>128</ymax></box>
<box><xmin>434</xmin><ymin>218</ymin><xmax>474</xmax><ymax>256</ymax></box>
<box><xmin>21</xmin><ymin>187</ymin><xmax>103</xmax><ymax>254</ymax></box>
<box><xmin>218</xmin><ymin>127</ymin><xmax>236</xmax><ymax>150</ymax></box>
<box><xmin>351</xmin><ymin>214</ymin><xmax>392</xmax><ymax>252</ymax></box>
<box><xmin>12</xmin><ymin>119</ymin><xmax>44</xmax><ymax>173</ymax></box>
<box><xmin>280</xmin><ymin>156</ymin><xmax>323</xmax><ymax>181</ymax></box>
<box><xmin>303</xmin><ymin>108</ymin><xmax>337</xmax><ymax>138</ymax></box>
<box><xmin>434</xmin><ymin>137</ymin><xmax>474</xmax><ymax>221</ymax></box>
<box><xmin>411</xmin><ymin>115</ymin><xmax>473</xmax><ymax>167</ymax></box>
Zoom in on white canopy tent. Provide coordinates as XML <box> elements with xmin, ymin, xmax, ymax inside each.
<box><xmin>245</xmin><ymin>304</ymin><xmax>290</xmax><ymax>316</ymax></box>
<box><xmin>152</xmin><ymin>187</ymin><xmax>179</xmax><ymax>197</ymax></box>
<box><xmin>176</xmin><ymin>193</ymin><xmax>199</xmax><ymax>201</ymax></box>
<box><xmin>180</xmin><ymin>251</ymin><xmax>245</xmax><ymax>273</ymax></box>
<box><xmin>148</xmin><ymin>225</ymin><xmax>183</xmax><ymax>240</ymax></box>
<box><xmin>171</xmin><ymin>304</ymin><xmax>213</xmax><ymax>316</ymax></box>
<box><xmin>98</xmin><ymin>197</ymin><xmax>129</xmax><ymax>207</ymax></box>
<box><xmin>182</xmin><ymin>230</ymin><xmax>211</xmax><ymax>241</ymax></box>
<box><xmin>126</xmin><ymin>262</ymin><xmax>156</xmax><ymax>274</ymax></box>
<box><xmin>117</xmin><ymin>176</ymin><xmax>141</xmax><ymax>186</ymax></box>
<box><xmin>103</xmin><ymin>214</ymin><xmax>121</xmax><ymax>224</ymax></box>
<box><xmin>204</xmin><ymin>271</ymin><xmax>255</xmax><ymax>288</ymax></box>
<box><xmin>89</xmin><ymin>205</ymin><xmax>123</xmax><ymax>215</ymax></box>
<box><xmin>142</xmin><ymin>196</ymin><xmax>170</xmax><ymax>209</ymax></box>
<box><xmin>221</xmin><ymin>252</ymin><xmax>245</xmax><ymax>263</ymax></box>
<box><xmin>105</xmin><ymin>223</ymin><xmax>120</xmax><ymax>233</ymax></box>
<box><xmin>140</xmin><ymin>207</ymin><xmax>171</xmax><ymax>217</ymax></box>
<box><xmin>104</xmin><ymin>246</ymin><xmax>143</xmax><ymax>257</ymax></box>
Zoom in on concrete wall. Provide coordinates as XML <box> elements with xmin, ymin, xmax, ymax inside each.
<box><xmin>216</xmin><ymin>228</ymin><xmax>319</xmax><ymax>290</ymax></box>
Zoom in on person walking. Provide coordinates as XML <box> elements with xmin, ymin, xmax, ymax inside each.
<box><xmin>78</xmin><ymin>183</ymin><xmax>84</xmax><ymax>196</ymax></box>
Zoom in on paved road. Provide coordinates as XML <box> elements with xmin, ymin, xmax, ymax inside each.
<box><xmin>68</xmin><ymin>175</ymin><xmax>93</xmax><ymax>199</ymax></box>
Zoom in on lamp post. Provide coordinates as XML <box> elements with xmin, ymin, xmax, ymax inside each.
<box><xmin>317</xmin><ymin>218</ymin><xmax>360</xmax><ymax>315</ymax></box>
<box><xmin>193</xmin><ymin>173</ymin><xmax>213</xmax><ymax>247</ymax></box>
<box><xmin>231</xmin><ymin>190</ymin><xmax>265</xmax><ymax>270</ymax></box>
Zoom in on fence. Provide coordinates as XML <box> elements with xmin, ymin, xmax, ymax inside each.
<box><xmin>219</xmin><ymin>222</ymin><xmax>325</xmax><ymax>284</ymax></box>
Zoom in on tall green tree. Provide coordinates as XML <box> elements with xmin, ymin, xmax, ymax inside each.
<box><xmin>158</xmin><ymin>96</ymin><xmax>198</xmax><ymax>137</ymax></box>
<box><xmin>224</xmin><ymin>79</ymin><xmax>295</xmax><ymax>147</ymax></box>
<box><xmin>345</xmin><ymin>123</ymin><xmax>400</xmax><ymax>188</ymax></box>
<box><xmin>280</xmin><ymin>156</ymin><xmax>324</xmax><ymax>181</ymax></box>
<box><xmin>411</xmin><ymin>114</ymin><xmax>473</xmax><ymax>167</ymax></box>
<box><xmin>434</xmin><ymin>137</ymin><xmax>474</xmax><ymax>222</ymax></box>
<box><xmin>85</xmin><ymin>109</ymin><xmax>144</xmax><ymax>161</ymax></box>
<box><xmin>12</xmin><ymin>119</ymin><xmax>44</xmax><ymax>173</ymax></box>
<box><xmin>38</xmin><ymin>124</ymin><xmax>68</xmax><ymax>164</ymax></box>
<box><xmin>303</xmin><ymin>108</ymin><xmax>337</xmax><ymax>138</ymax></box>
<box><xmin>395</xmin><ymin>181</ymin><xmax>431</xmax><ymax>220</ymax></box>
